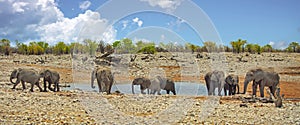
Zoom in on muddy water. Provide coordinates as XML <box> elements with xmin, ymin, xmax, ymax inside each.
<box><xmin>64</xmin><ymin>82</ymin><xmax>227</xmax><ymax>96</ymax></box>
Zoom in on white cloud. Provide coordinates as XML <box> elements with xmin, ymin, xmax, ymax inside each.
<box><xmin>12</xmin><ymin>2</ymin><xmax>29</xmax><ymax>13</ymax></box>
<box><xmin>38</xmin><ymin>10</ymin><xmax>113</xmax><ymax>44</ymax></box>
<box><xmin>269</xmin><ymin>41</ymin><xmax>289</xmax><ymax>50</ymax></box>
<box><xmin>79</xmin><ymin>1</ymin><xmax>91</xmax><ymax>10</ymax></box>
<box><xmin>0</xmin><ymin>0</ymin><xmax>115</xmax><ymax>45</ymax></box>
<box><xmin>0</xmin><ymin>0</ymin><xmax>64</xmax><ymax>41</ymax></box>
<box><xmin>140</xmin><ymin>0</ymin><xmax>183</xmax><ymax>12</ymax></box>
<box><xmin>132</xmin><ymin>17</ymin><xmax>143</xmax><ymax>27</ymax></box>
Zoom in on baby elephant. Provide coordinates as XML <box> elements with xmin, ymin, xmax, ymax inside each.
<box><xmin>41</xmin><ymin>69</ymin><xmax>60</xmax><ymax>92</ymax></box>
<box><xmin>224</xmin><ymin>75</ymin><xmax>240</xmax><ymax>96</ymax></box>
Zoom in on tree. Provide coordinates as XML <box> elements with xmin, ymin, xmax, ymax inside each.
<box><xmin>203</xmin><ymin>41</ymin><xmax>217</xmax><ymax>52</ymax></box>
<box><xmin>83</xmin><ymin>39</ymin><xmax>97</xmax><ymax>56</ymax></box>
<box><xmin>288</xmin><ymin>42</ymin><xmax>299</xmax><ymax>52</ymax></box>
<box><xmin>53</xmin><ymin>42</ymin><xmax>69</xmax><ymax>55</ymax></box>
<box><xmin>0</xmin><ymin>39</ymin><xmax>11</xmax><ymax>55</ymax></box>
<box><xmin>185</xmin><ymin>43</ymin><xmax>197</xmax><ymax>53</ymax></box>
<box><xmin>262</xmin><ymin>44</ymin><xmax>273</xmax><ymax>52</ymax></box>
<box><xmin>230</xmin><ymin>39</ymin><xmax>247</xmax><ymax>53</ymax></box>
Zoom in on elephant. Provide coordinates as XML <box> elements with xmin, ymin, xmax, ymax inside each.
<box><xmin>205</xmin><ymin>70</ymin><xmax>225</xmax><ymax>96</ymax></box>
<box><xmin>10</xmin><ymin>68</ymin><xmax>43</xmax><ymax>92</ymax></box>
<box><xmin>42</xmin><ymin>69</ymin><xmax>60</xmax><ymax>92</ymax></box>
<box><xmin>91</xmin><ymin>68</ymin><xmax>114</xmax><ymax>94</ymax></box>
<box><xmin>149</xmin><ymin>76</ymin><xmax>162</xmax><ymax>95</ymax></box>
<box><xmin>224</xmin><ymin>75</ymin><xmax>240</xmax><ymax>96</ymax></box>
<box><xmin>158</xmin><ymin>77</ymin><xmax>176</xmax><ymax>95</ymax></box>
<box><xmin>242</xmin><ymin>69</ymin><xmax>280</xmax><ymax>98</ymax></box>
<box><xmin>132</xmin><ymin>77</ymin><xmax>151</xmax><ymax>94</ymax></box>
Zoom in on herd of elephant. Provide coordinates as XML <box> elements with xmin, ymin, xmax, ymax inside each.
<box><xmin>9</xmin><ymin>67</ymin><xmax>280</xmax><ymax>98</ymax></box>
<box><xmin>91</xmin><ymin>68</ymin><xmax>280</xmax><ymax>98</ymax></box>
<box><xmin>205</xmin><ymin>69</ymin><xmax>280</xmax><ymax>98</ymax></box>
<box><xmin>10</xmin><ymin>68</ymin><xmax>60</xmax><ymax>92</ymax></box>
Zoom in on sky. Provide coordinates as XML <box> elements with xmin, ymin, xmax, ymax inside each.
<box><xmin>0</xmin><ymin>0</ymin><xmax>299</xmax><ymax>49</ymax></box>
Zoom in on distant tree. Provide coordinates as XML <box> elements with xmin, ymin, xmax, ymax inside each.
<box><xmin>122</xmin><ymin>38</ymin><xmax>135</xmax><ymax>53</ymax></box>
<box><xmin>245</xmin><ymin>44</ymin><xmax>254</xmax><ymax>53</ymax></box>
<box><xmin>112</xmin><ymin>40</ymin><xmax>121</xmax><ymax>53</ymax></box>
<box><xmin>0</xmin><ymin>39</ymin><xmax>11</xmax><ymax>55</ymax></box>
<box><xmin>203</xmin><ymin>41</ymin><xmax>217</xmax><ymax>52</ymax></box>
<box><xmin>53</xmin><ymin>41</ymin><xmax>69</xmax><ymax>55</ymax></box>
<box><xmin>253</xmin><ymin>44</ymin><xmax>261</xmax><ymax>54</ymax></box>
<box><xmin>70</xmin><ymin>42</ymin><xmax>85</xmax><ymax>54</ymax></box>
<box><xmin>97</xmin><ymin>40</ymin><xmax>105</xmax><ymax>53</ymax></box>
<box><xmin>223</xmin><ymin>45</ymin><xmax>232</xmax><ymax>52</ymax></box>
<box><xmin>17</xmin><ymin>43</ymin><xmax>28</xmax><ymax>54</ymax></box>
<box><xmin>230</xmin><ymin>39</ymin><xmax>247</xmax><ymax>53</ymax></box>
<box><xmin>83</xmin><ymin>39</ymin><xmax>97</xmax><ymax>56</ymax></box>
<box><xmin>288</xmin><ymin>42</ymin><xmax>299</xmax><ymax>52</ymax></box>
<box><xmin>262</xmin><ymin>44</ymin><xmax>273</xmax><ymax>52</ymax></box>
<box><xmin>185</xmin><ymin>43</ymin><xmax>197</xmax><ymax>53</ymax></box>
<box><xmin>28</xmin><ymin>42</ymin><xmax>44</xmax><ymax>55</ymax></box>
<box><xmin>137</xmin><ymin>45</ymin><xmax>156</xmax><ymax>54</ymax></box>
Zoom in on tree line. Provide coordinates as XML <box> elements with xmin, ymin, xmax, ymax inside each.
<box><xmin>0</xmin><ymin>38</ymin><xmax>299</xmax><ymax>56</ymax></box>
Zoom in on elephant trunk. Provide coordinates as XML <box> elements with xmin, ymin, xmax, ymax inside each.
<box><xmin>91</xmin><ymin>70</ymin><xmax>96</xmax><ymax>88</ymax></box>
<box><xmin>132</xmin><ymin>84</ymin><xmax>135</xmax><ymax>94</ymax></box>
<box><xmin>10</xmin><ymin>75</ymin><xmax>16</xmax><ymax>84</ymax></box>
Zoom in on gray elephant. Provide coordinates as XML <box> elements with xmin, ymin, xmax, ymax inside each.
<box><xmin>10</xmin><ymin>68</ymin><xmax>43</xmax><ymax>92</ymax></box>
<box><xmin>224</xmin><ymin>75</ymin><xmax>240</xmax><ymax>96</ymax></box>
<box><xmin>149</xmin><ymin>76</ymin><xmax>162</xmax><ymax>95</ymax></box>
<box><xmin>158</xmin><ymin>77</ymin><xmax>176</xmax><ymax>95</ymax></box>
<box><xmin>242</xmin><ymin>69</ymin><xmax>280</xmax><ymax>97</ymax></box>
<box><xmin>132</xmin><ymin>77</ymin><xmax>151</xmax><ymax>94</ymax></box>
<box><xmin>205</xmin><ymin>70</ymin><xmax>225</xmax><ymax>96</ymax></box>
<box><xmin>42</xmin><ymin>69</ymin><xmax>60</xmax><ymax>92</ymax></box>
<box><xmin>91</xmin><ymin>68</ymin><xmax>114</xmax><ymax>94</ymax></box>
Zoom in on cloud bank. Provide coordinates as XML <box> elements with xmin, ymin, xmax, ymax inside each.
<box><xmin>0</xmin><ymin>0</ymin><xmax>114</xmax><ymax>45</ymax></box>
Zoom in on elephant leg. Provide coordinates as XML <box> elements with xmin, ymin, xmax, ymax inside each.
<box><xmin>147</xmin><ymin>88</ymin><xmax>149</xmax><ymax>94</ymax></box>
<box><xmin>223</xmin><ymin>86</ymin><xmax>227</xmax><ymax>96</ymax></box>
<box><xmin>48</xmin><ymin>82</ymin><xmax>55</xmax><ymax>91</ymax></box>
<box><xmin>270</xmin><ymin>86</ymin><xmax>276</xmax><ymax>98</ymax></box>
<box><xmin>259</xmin><ymin>84</ymin><xmax>265</xmax><ymax>97</ymax></box>
<box><xmin>157</xmin><ymin>89</ymin><xmax>161</xmax><ymax>95</ymax></box>
<box><xmin>55</xmin><ymin>82</ymin><xmax>60</xmax><ymax>92</ymax></box>
<box><xmin>43</xmin><ymin>81</ymin><xmax>47</xmax><ymax>92</ymax></box>
<box><xmin>30</xmin><ymin>83</ymin><xmax>35</xmax><ymax>92</ymax></box>
<box><xmin>107</xmin><ymin>82</ymin><xmax>113</xmax><ymax>94</ymax></box>
<box><xmin>166</xmin><ymin>90</ymin><xmax>170</xmax><ymax>94</ymax></box>
<box><xmin>21</xmin><ymin>81</ymin><xmax>26</xmax><ymax>90</ymax></box>
<box><xmin>252</xmin><ymin>83</ymin><xmax>258</xmax><ymax>97</ymax></box>
<box><xmin>218</xmin><ymin>84</ymin><xmax>223</xmax><ymax>96</ymax></box>
<box><xmin>209</xmin><ymin>83</ymin><xmax>214</xmax><ymax>95</ymax></box>
<box><xmin>172</xmin><ymin>90</ymin><xmax>176</xmax><ymax>95</ymax></box>
<box><xmin>12</xmin><ymin>79</ymin><xmax>21</xmax><ymax>89</ymax></box>
<box><xmin>36</xmin><ymin>82</ymin><xmax>43</xmax><ymax>92</ymax></box>
<box><xmin>229</xmin><ymin>87</ymin><xmax>232</xmax><ymax>95</ymax></box>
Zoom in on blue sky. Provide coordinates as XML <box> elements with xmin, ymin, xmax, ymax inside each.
<box><xmin>0</xmin><ymin>0</ymin><xmax>299</xmax><ymax>49</ymax></box>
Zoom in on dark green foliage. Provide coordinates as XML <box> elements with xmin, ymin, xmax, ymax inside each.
<box><xmin>0</xmin><ymin>39</ymin><xmax>11</xmax><ymax>55</ymax></box>
<box><xmin>137</xmin><ymin>45</ymin><xmax>156</xmax><ymax>54</ymax></box>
